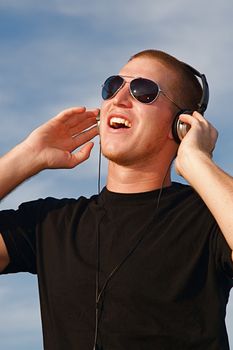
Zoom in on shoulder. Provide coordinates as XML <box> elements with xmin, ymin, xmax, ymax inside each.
<box><xmin>164</xmin><ymin>182</ymin><xmax>204</xmax><ymax>207</ymax></box>
<box><xmin>0</xmin><ymin>194</ymin><xmax>99</xmax><ymax>229</ymax></box>
<box><xmin>161</xmin><ymin>182</ymin><xmax>215</xmax><ymax>226</ymax></box>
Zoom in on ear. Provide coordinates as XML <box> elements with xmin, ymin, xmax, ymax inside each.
<box><xmin>168</xmin><ymin>128</ymin><xmax>174</xmax><ymax>140</ymax></box>
<box><xmin>168</xmin><ymin>112</ymin><xmax>180</xmax><ymax>142</ymax></box>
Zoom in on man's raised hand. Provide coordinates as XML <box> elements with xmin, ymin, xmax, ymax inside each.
<box><xmin>23</xmin><ymin>107</ymin><xmax>99</xmax><ymax>170</ymax></box>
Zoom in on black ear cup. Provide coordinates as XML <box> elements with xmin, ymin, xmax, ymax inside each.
<box><xmin>171</xmin><ymin>63</ymin><xmax>209</xmax><ymax>144</ymax></box>
<box><xmin>172</xmin><ymin>110</ymin><xmax>192</xmax><ymax>144</ymax></box>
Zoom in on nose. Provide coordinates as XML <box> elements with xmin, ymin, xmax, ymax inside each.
<box><xmin>112</xmin><ymin>82</ymin><xmax>133</xmax><ymax>108</ymax></box>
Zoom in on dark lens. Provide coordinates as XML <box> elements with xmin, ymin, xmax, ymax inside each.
<box><xmin>102</xmin><ymin>75</ymin><xmax>124</xmax><ymax>100</ymax></box>
<box><xmin>130</xmin><ymin>78</ymin><xmax>159</xmax><ymax>103</ymax></box>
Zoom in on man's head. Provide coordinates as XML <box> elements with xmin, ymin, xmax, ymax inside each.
<box><xmin>99</xmin><ymin>49</ymin><xmax>203</xmax><ymax>168</ymax></box>
<box><xmin>129</xmin><ymin>49</ymin><xmax>203</xmax><ymax>112</ymax></box>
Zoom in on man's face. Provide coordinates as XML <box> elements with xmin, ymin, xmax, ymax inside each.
<box><xmin>99</xmin><ymin>56</ymin><xmax>177</xmax><ymax>167</ymax></box>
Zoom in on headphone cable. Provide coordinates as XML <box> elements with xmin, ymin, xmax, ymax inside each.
<box><xmin>93</xmin><ymin>154</ymin><xmax>174</xmax><ymax>349</ymax></box>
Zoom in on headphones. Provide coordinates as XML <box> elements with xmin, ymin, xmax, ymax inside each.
<box><xmin>171</xmin><ymin>63</ymin><xmax>209</xmax><ymax>144</ymax></box>
<box><xmin>96</xmin><ymin>111</ymin><xmax>100</xmax><ymax>128</ymax></box>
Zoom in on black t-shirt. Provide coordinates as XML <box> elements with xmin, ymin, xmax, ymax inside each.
<box><xmin>0</xmin><ymin>182</ymin><xmax>233</xmax><ymax>350</ymax></box>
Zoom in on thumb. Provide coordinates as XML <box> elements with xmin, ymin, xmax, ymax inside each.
<box><xmin>69</xmin><ymin>142</ymin><xmax>94</xmax><ymax>167</ymax></box>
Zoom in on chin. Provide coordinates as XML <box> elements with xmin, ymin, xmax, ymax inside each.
<box><xmin>102</xmin><ymin>147</ymin><xmax>154</xmax><ymax>167</ymax></box>
<box><xmin>102</xmin><ymin>150</ymin><xmax>133</xmax><ymax>166</ymax></box>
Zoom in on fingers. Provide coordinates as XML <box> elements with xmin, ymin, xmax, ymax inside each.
<box><xmin>71</xmin><ymin>125</ymin><xmax>98</xmax><ymax>151</ymax></box>
<box><xmin>67</xmin><ymin>125</ymin><xmax>98</xmax><ymax>167</ymax></box>
<box><xmin>69</xmin><ymin>115</ymin><xmax>98</xmax><ymax>137</ymax></box>
<box><xmin>179</xmin><ymin>111</ymin><xmax>217</xmax><ymax>135</ymax></box>
<box><xmin>178</xmin><ymin>111</ymin><xmax>218</xmax><ymax>154</ymax></box>
<box><xmin>178</xmin><ymin>111</ymin><xmax>204</xmax><ymax>126</ymax></box>
<box><xmin>36</xmin><ymin>107</ymin><xmax>100</xmax><ymax>169</ymax></box>
<box><xmin>54</xmin><ymin>106</ymin><xmax>99</xmax><ymax>127</ymax></box>
<box><xmin>67</xmin><ymin>109</ymin><xmax>99</xmax><ymax>129</ymax></box>
<box><xmin>53</xmin><ymin>106</ymin><xmax>100</xmax><ymax>138</ymax></box>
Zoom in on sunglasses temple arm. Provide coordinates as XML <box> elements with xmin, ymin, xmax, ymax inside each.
<box><xmin>160</xmin><ymin>90</ymin><xmax>182</xmax><ymax>111</ymax></box>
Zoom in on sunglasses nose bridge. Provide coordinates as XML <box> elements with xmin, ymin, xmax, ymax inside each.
<box><xmin>112</xmin><ymin>79</ymin><xmax>134</xmax><ymax>105</ymax></box>
<box><xmin>116</xmin><ymin>78</ymin><xmax>127</xmax><ymax>95</ymax></box>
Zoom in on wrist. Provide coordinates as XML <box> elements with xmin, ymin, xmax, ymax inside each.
<box><xmin>6</xmin><ymin>141</ymin><xmax>44</xmax><ymax>177</ymax></box>
<box><xmin>0</xmin><ymin>142</ymin><xmax>44</xmax><ymax>199</ymax></box>
<box><xmin>176</xmin><ymin>150</ymin><xmax>213</xmax><ymax>182</ymax></box>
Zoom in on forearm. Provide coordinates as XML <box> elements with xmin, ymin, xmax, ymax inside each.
<box><xmin>0</xmin><ymin>142</ymin><xmax>42</xmax><ymax>200</ymax></box>
<box><xmin>181</xmin><ymin>152</ymin><xmax>233</xmax><ymax>250</ymax></box>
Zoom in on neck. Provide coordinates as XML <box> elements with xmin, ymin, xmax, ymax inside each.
<box><xmin>106</xmin><ymin>160</ymin><xmax>172</xmax><ymax>194</ymax></box>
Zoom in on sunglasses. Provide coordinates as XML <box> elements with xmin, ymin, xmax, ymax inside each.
<box><xmin>102</xmin><ymin>75</ymin><xmax>181</xmax><ymax>108</ymax></box>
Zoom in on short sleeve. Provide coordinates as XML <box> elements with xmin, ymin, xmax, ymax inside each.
<box><xmin>0</xmin><ymin>197</ymin><xmax>81</xmax><ymax>275</ymax></box>
<box><xmin>0</xmin><ymin>200</ymin><xmax>44</xmax><ymax>274</ymax></box>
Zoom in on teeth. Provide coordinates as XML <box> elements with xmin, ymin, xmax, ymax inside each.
<box><xmin>110</xmin><ymin>117</ymin><xmax>132</xmax><ymax>128</ymax></box>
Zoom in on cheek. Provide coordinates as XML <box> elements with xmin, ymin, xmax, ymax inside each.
<box><xmin>143</xmin><ymin>117</ymin><xmax>170</xmax><ymax>139</ymax></box>
<box><xmin>139</xmin><ymin>118</ymin><xmax>172</xmax><ymax>152</ymax></box>
<box><xmin>99</xmin><ymin>101</ymin><xmax>109</xmax><ymax>121</ymax></box>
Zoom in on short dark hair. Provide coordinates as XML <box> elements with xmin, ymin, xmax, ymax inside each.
<box><xmin>129</xmin><ymin>49</ymin><xmax>203</xmax><ymax>111</ymax></box>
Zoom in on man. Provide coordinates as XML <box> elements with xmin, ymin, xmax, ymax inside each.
<box><xmin>0</xmin><ymin>49</ymin><xmax>232</xmax><ymax>350</ymax></box>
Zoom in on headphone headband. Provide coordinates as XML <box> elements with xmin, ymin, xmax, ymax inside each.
<box><xmin>172</xmin><ymin>62</ymin><xmax>209</xmax><ymax>144</ymax></box>
<box><xmin>181</xmin><ymin>62</ymin><xmax>209</xmax><ymax>115</ymax></box>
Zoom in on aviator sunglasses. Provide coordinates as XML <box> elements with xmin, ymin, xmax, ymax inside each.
<box><xmin>101</xmin><ymin>75</ymin><xmax>182</xmax><ymax>108</ymax></box>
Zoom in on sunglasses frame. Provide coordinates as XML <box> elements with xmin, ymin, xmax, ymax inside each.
<box><xmin>102</xmin><ymin>75</ymin><xmax>182</xmax><ymax>110</ymax></box>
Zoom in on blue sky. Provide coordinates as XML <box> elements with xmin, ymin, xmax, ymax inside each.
<box><xmin>0</xmin><ymin>0</ymin><xmax>233</xmax><ymax>349</ymax></box>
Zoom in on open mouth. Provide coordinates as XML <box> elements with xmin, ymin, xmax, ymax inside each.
<box><xmin>109</xmin><ymin>117</ymin><xmax>132</xmax><ymax>129</ymax></box>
